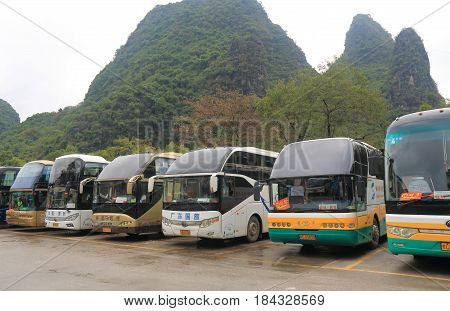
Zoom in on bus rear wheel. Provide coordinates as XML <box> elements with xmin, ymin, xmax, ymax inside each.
<box><xmin>246</xmin><ymin>215</ymin><xmax>261</xmax><ymax>243</ymax></box>
<box><xmin>367</xmin><ymin>218</ymin><xmax>380</xmax><ymax>250</ymax></box>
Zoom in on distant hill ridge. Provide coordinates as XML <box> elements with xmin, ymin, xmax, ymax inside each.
<box><xmin>0</xmin><ymin>98</ymin><xmax>20</xmax><ymax>134</ymax></box>
<box><xmin>340</xmin><ymin>14</ymin><xmax>443</xmax><ymax>111</ymax></box>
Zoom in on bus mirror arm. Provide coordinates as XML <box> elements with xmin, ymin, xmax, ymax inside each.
<box><xmin>148</xmin><ymin>176</ymin><xmax>158</xmax><ymax>193</ymax></box>
<box><xmin>210</xmin><ymin>174</ymin><xmax>218</xmax><ymax>193</ymax></box>
<box><xmin>79</xmin><ymin>177</ymin><xmax>95</xmax><ymax>195</ymax></box>
<box><xmin>127</xmin><ymin>175</ymin><xmax>142</xmax><ymax>195</ymax></box>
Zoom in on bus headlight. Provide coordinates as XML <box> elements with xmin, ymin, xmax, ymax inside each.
<box><xmin>199</xmin><ymin>217</ymin><xmax>220</xmax><ymax>228</ymax></box>
<box><xmin>162</xmin><ymin>217</ymin><xmax>171</xmax><ymax>226</ymax></box>
<box><xmin>387</xmin><ymin>226</ymin><xmax>419</xmax><ymax>238</ymax></box>
<box><xmin>65</xmin><ymin>213</ymin><xmax>79</xmax><ymax>221</ymax></box>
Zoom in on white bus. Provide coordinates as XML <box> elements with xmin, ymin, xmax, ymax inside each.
<box><xmin>159</xmin><ymin>147</ymin><xmax>278</xmax><ymax>242</ymax></box>
<box><xmin>45</xmin><ymin>154</ymin><xmax>109</xmax><ymax>230</ymax></box>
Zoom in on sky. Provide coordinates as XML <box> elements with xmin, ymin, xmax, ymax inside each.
<box><xmin>0</xmin><ymin>0</ymin><xmax>449</xmax><ymax>121</ymax></box>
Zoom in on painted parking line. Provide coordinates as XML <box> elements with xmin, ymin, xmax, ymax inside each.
<box><xmin>344</xmin><ymin>248</ymin><xmax>384</xmax><ymax>270</ymax></box>
<box><xmin>2</xmin><ymin>230</ymin><xmax>450</xmax><ymax>284</ymax></box>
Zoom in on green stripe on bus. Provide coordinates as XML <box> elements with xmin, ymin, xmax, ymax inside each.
<box><xmin>269</xmin><ymin>227</ymin><xmax>373</xmax><ymax>247</ymax></box>
<box><xmin>388</xmin><ymin>237</ymin><xmax>450</xmax><ymax>258</ymax></box>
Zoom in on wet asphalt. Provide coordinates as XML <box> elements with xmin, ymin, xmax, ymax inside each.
<box><xmin>0</xmin><ymin>225</ymin><xmax>449</xmax><ymax>291</ymax></box>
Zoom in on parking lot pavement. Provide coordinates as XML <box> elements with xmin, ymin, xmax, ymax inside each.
<box><xmin>0</xmin><ymin>226</ymin><xmax>449</xmax><ymax>291</ymax></box>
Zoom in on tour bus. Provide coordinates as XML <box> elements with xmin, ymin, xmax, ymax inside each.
<box><xmin>6</xmin><ymin>161</ymin><xmax>53</xmax><ymax>227</ymax></box>
<box><xmin>161</xmin><ymin>147</ymin><xmax>278</xmax><ymax>242</ymax></box>
<box><xmin>259</xmin><ymin>138</ymin><xmax>386</xmax><ymax>248</ymax></box>
<box><xmin>0</xmin><ymin>167</ymin><xmax>21</xmax><ymax>224</ymax></box>
<box><xmin>45</xmin><ymin>154</ymin><xmax>109</xmax><ymax>230</ymax></box>
<box><xmin>91</xmin><ymin>152</ymin><xmax>180</xmax><ymax>236</ymax></box>
<box><xmin>385</xmin><ymin>108</ymin><xmax>450</xmax><ymax>258</ymax></box>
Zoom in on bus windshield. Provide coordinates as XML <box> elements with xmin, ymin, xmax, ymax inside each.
<box><xmin>10</xmin><ymin>191</ymin><xmax>34</xmax><ymax>211</ymax></box>
<box><xmin>95</xmin><ymin>181</ymin><xmax>137</xmax><ymax>204</ymax></box>
<box><xmin>270</xmin><ymin>176</ymin><xmax>355</xmax><ymax>213</ymax></box>
<box><xmin>48</xmin><ymin>186</ymin><xmax>78</xmax><ymax>209</ymax></box>
<box><xmin>50</xmin><ymin>158</ymin><xmax>82</xmax><ymax>186</ymax></box>
<box><xmin>163</xmin><ymin>176</ymin><xmax>219</xmax><ymax>204</ymax></box>
<box><xmin>386</xmin><ymin>120</ymin><xmax>450</xmax><ymax>201</ymax></box>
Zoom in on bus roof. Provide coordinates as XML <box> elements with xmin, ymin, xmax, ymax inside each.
<box><xmin>55</xmin><ymin>154</ymin><xmax>109</xmax><ymax>164</ymax></box>
<box><xmin>271</xmin><ymin>138</ymin><xmax>371</xmax><ymax>179</ymax></box>
<box><xmin>166</xmin><ymin>147</ymin><xmax>278</xmax><ymax>176</ymax></box>
<box><xmin>29</xmin><ymin>160</ymin><xmax>54</xmax><ymax>166</ymax></box>
<box><xmin>97</xmin><ymin>153</ymin><xmax>152</xmax><ymax>181</ymax></box>
<box><xmin>97</xmin><ymin>153</ymin><xmax>181</xmax><ymax>181</ymax></box>
<box><xmin>389</xmin><ymin>108</ymin><xmax>450</xmax><ymax>129</ymax></box>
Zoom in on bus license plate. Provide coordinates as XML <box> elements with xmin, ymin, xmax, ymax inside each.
<box><xmin>102</xmin><ymin>227</ymin><xmax>112</xmax><ymax>233</ymax></box>
<box><xmin>441</xmin><ymin>242</ymin><xmax>450</xmax><ymax>251</ymax></box>
<box><xmin>52</xmin><ymin>223</ymin><xmax>59</xmax><ymax>228</ymax></box>
<box><xmin>180</xmin><ymin>230</ymin><xmax>190</xmax><ymax>236</ymax></box>
<box><xmin>299</xmin><ymin>234</ymin><xmax>316</xmax><ymax>241</ymax></box>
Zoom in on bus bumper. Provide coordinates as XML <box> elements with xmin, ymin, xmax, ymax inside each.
<box><xmin>6</xmin><ymin>210</ymin><xmax>44</xmax><ymax>227</ymax></box>
<box><xmin>91</xmin><ymin>213</ymin><xmax>161</xmax><ymax>234</ymax></box>
<box><xmin>388</xmin><ymin>237</ymin><xmax>450</xmax><ymax>258</ymax></box>
<box><xmin>269</xmin><ymin>228</ymin><xmax>371</xmax><ymax>246</ymax></box>
<box><xmin>162</xmin><ymin>222</ymin><xmax>224</xmax><ymax>239</ymax></box>
<box><xmin>45</xmin><ymin>210</ymin><xmax>93</xmax><ymax>230</ymax></box>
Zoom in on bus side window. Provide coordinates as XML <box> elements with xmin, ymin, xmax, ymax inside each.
<box><xmin>143</xmin><ymin>163</ymin><xmax>156</xmax><ymax>179</ymax></box>
<box><xmin>81</xmin><ymin>182</ymin><xmax>94</xmax><ymax>205</ymax></box>
<box><xmin>148</xmin><ymin>182</ymin><xmax>163</xmax><ymax>205</ymax></box>
<box><xmin>355</xmin><ymin>177</ymin><xmax>367</xmax><ymax>210</ymax></box>
<box><xmin>369</xmin><ymin>150</ymin><xmax>384</xmax><ymax>180</ymax></box>
<box><xmin>221</xmin><ymin>176</ymin><xmax>252</xmax><ymax>214</ymax></box>
<box><xmin>35</xmin><ymin>191</ymin><xmax>47</xmax><ymax>211</ymax></box>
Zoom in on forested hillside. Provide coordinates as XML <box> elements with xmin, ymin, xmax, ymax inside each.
<box><xmin>340</xmin><ymin>14</ymin><xmax>443</xmax><ymax>111</ymax></box>
<box><xmin>0</xmin><ymin>4</ymin><xmax>445</xmax><ymax>165</ymax></box>
<box><xmin>0</xmin><ymin>99</ymin><xmax>20</xmax><ymax>134</ymax></box>
<box><xmin>387</xmin><ymin>28</ymin><xmax>443</xmax><ymax>111</ymax></box>
<box><xmin>0</xmin><ymin>0</ymin><xmax>309</xmax><ymax>164</ymax></box>
<box><xmin>340</xmin><ymin>14</ymin><xmax>394</xmax><ymax>92</ymax></box>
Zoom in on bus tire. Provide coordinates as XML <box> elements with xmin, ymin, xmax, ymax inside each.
<box><xmin>246</xmin><ymin>215</ymin><xmax>261</xmax><ymax>243</ymax></box>
<box><xmin>367</xmin><ymin>218</ymin><xmax>380</xmax><ymax>250</ymax></box>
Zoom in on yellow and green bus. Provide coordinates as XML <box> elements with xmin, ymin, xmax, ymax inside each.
<box><xmin>6</xmin><ymin>160</ymin><xmax>53</xmax><ymax>227</ymax></box>
<box><xmin>386</xmin><ymin>108</ymin><xmax>450</xmax><ymax>258</ymax></box>
<box><xmin>91</xmin><ymin>153</ymin><xmax>180</xmax><ymax>236</ymax></box>
<box><xmin>264</xmin><ymin>138</ymin><xmax>386</xmax><ymax>248</ymax></box>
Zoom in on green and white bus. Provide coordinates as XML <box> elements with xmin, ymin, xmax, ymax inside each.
<box><xmin>386</xmin><ymin>108</ymin><xmax>450</xmax><ymax>258</ymax></box>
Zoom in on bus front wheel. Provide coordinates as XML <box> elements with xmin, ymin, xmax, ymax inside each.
<box><xmin>246</xmin><ymin>215</ymin><xmax>261</xmax><ymax>243</ymax></box>
<box><xmin>367</xmin><ymin>218</ymin><xmax>380</xmax><ymax>250</ymax></box>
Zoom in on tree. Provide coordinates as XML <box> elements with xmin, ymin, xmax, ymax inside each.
<box><xmin>176</xmin><ymin>90</ymin><xmax>262</xmax><ymax>148</ymax></box>
<box><xmin>419</xmin><ymin>103</ymin><xmax>433</xmax><ymax>111</ymax></box>
<box><xmin>258</xmin><ymin>64</ymin><xmax>389</xmax><ymax>148</ymax></box>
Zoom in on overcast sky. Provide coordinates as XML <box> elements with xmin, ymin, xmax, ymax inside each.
<box><xmin>0</xmin><ymin>0</ymin><xmax>449</xmax><ymax>121</ymax></box>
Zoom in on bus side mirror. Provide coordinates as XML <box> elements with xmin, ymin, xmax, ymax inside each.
<box><xmin>210</xmin><ymin>175</ymin><xmax>218</xmax><ymax>193</ymax></box>
<box><xmin>253</xmin><ymin>182</ymin><xmax>262</xmax><ymax>201</ymax></box>
<box><xmin>127</xmin><ymin>175</ymin><xmax>141</xmax><ymax>195</ymax></box>
<box><xmin>148</xmin><ymin>176</ymin><xmax>156</xmax><ymax>193</ymax></box>
<box><xmin>79</xmin><ymin>177</ymin><xmax>95</xmax><ymax>194</ymax></box>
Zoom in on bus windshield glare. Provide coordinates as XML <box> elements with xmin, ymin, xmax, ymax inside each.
<box><xmin>270</xmin><ymin>176</ymin><xmax>355</xmax><ymax>212</ymax></box>
<box><xmin>386</xmin><ymin>120</ymin><xmax>450</xmax><ymax>201</ymax></box>
<box><xmin>95</xmin><ymin>181</ymin><xmax>137</xmax><ymax>204</ymax></box>
<box><xmin>50</xmin><ymin>158</ymin><xmax>82</xmax><ymax>186</ymax></box>
<box><xmin>163</xmin><ymin>176</ymin><xmax>219</xmax><ymax>204</ymax></box>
